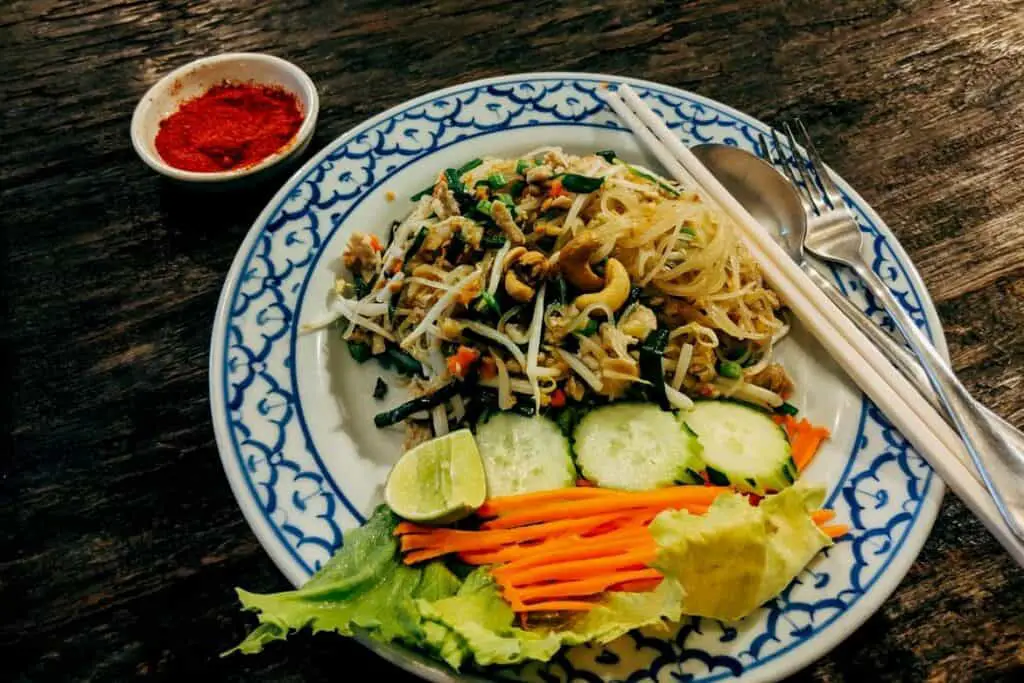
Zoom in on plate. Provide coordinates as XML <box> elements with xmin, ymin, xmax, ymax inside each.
<box><xmin>209</xmin><ymin>73</ymin><xmax>945</xmax><ymax>683</ymax></box>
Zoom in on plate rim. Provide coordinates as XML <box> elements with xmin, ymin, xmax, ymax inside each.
<box><xmin>209</xmin><ymin>71</ymin><xmax>947</xmax><ymax>682</ymax></box>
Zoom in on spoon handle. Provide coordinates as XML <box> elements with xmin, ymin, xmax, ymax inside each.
<box><xmin>844</xmin><ymin>262</ymin><xmax>1024</xmax><ymax>539</ymax></box>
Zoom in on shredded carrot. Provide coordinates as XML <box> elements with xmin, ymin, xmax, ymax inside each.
<box><xmin>775</xmin><ymin>415</ymin><xmax>830</xmax><ymax>471</ymax></box>
<box><xmin>459</xmin><ymin>535</ymin><xmax>573</xmax><ymax>565</ymax></box>
<box><xmin>446</xmin><ymin>345</ymin><xmax>480</xmax><ymax>378</ymax></box>
<box><xmin>368</xmin><ymin>234</ymin><xmax>383</xmax><ymax>252</ymax></box>
<box><xmin>477</xmin><ymin>487</ymin><xmax>627</xmax><ymax>518</ymax></box>
<box><xmin>492</xmin><ymin>529</ymin><xmax>652</xmax><ymax>575</ymax></box>
<box><xmin>506</xmin><ymin>568</ymin><xmax>664</xmax><ymax>602</ymax></box>
<box><xmin>820</xmin><ymin>524</ymin><xmax>850</xmax><ymax>539</ymax></box>
<box><xmin>548</xmin><ymin>178</ymin><xmax>567</xmax><ymax>197</ymax></box>
<box><xmin>480</xmin><ymin>486</ymin><xmax>728</xmax><ymax>530</ymax></box>
<box><xmin>399</xmin><ymin>512</ymin><xmax>632</xmax><ymax>555</ymax></box>
<box><xmin>499</xmin><ymin>548</ymin><xmax>657</xmax><ymax>587</ymax></box>
<box><xmin>811</xmin><ymin>509</ymin><xmax>836</xmax><ymax>524</ymax></box>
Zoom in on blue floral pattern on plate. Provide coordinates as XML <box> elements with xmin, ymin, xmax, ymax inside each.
<box><xmin>210</xmin><ymin>74</ymin><xmax>945</xmax><ymax>683</ymax></box>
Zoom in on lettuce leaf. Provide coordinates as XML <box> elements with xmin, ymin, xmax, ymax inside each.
<box><xmin>226</xmin><ymin>506</ymin><xmax>461</xmax><ymax>655</ymax></box>
<box><xmin>649</xmin><ymin>482</ymin><xmax>831</xmax><ymax>622</ymax></box>
<box><xmin>417</xmin><ymin>569</ymin><xmax>685</xmax><ymax>668</ymax></box>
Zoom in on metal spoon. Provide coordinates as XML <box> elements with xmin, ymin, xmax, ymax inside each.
<box><xmin>691</xmin><ymin>142</ymin><xmax>1024</xmax><ymax>471</ymax></box>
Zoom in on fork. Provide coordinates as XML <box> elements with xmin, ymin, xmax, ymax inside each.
<box><xmin>764</xmin><ymin>120</ymin><xmax>1024</xmax><ymax>542</ymax></box>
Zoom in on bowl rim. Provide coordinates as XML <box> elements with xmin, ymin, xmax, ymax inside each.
<box><xmin>130</xmin><ymin>52</ymin><xmax>320</xmax><ymax>183</ymax></box>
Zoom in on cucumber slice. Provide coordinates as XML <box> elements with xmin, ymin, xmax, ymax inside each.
<box><xmin>573</xmin><ymin>403</ymin><xmax>705</xmax><ymax>490</ymax></box>
<box><xmin>684</xmin><ymin>400</ymin><xmax>796</xmax><ymax>494</ymax></box>
<box><xmin>474</xmin><ymin>413</ymin><xmax>577</xmax><ymax>496</ymax></box>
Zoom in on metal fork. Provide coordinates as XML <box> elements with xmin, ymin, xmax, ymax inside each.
<box><xmin>767</xmin><ymin>120</ymin><xmax>1024</xmax><ymax>542</ymax></box>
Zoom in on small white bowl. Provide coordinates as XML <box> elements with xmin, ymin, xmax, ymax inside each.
<box><xmin>131</xmin><ymin>53</ymin><xmax>319</xmax><ymax>185</ymax></box>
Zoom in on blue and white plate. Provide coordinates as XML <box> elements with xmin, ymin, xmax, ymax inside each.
<box><xmin>209</xmin><ymin>73</ymin><xmax>945</xmax><ymax>682</ymax></box>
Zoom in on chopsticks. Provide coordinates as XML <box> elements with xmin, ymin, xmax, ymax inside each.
<box><xmin>602</xmin><ymin>84</ymin><xmax>1024</xmax><ymax>567</ymax></box>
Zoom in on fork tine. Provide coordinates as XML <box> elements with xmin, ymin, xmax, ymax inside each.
<box><xmin>756</xmin><ymin>132</ymin><xmax>772</xmax><ymax>161</ymax></box>
<box><xmin>795</xmin><ymin>118</ymin><xmax>845</xmax><ymax>210</ymax></box>
<box><xmin>773</xmin><ymin>126</ymin><xmax>819</xmax><ymax>213</ymax></box>
<box><xmin>783</xmin><ymin>122</ymin><xmax>830</xmax><ymax>213</ymax></box>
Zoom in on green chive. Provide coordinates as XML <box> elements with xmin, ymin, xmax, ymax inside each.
<box><xmin>495</xmin><ymin>193</ymin><xmax>515</xmax><ymax>208</ymax></box>
<box><xmin>560</xmin><ymin>174</ymin><xmax>604</xmax><ymax>193</ymax></box>
<box><xmin>516</xmin><ymin>159</ymin><xmax>532</xmax><ymax>174</ymax></box>
<box><xmin>475</xmin><ymin>291</ymin><xmax>501</xmax><ymax>316</ymax></box>
<box><xmin>456</xmin><ymin>158</ymin><xmax>483</xmax><ymax>175</ymax></box>
<box><xmin>486</xmin><ymin>172</ymin><xmax>506</xmax><ymax>189</ymax></box>
<box><xmin>577</xmin><ymin>319</ymin><xmax>600</xmax><ymax>336</ymax></box>
<box><xmin>475</xmin><ymin>199</ymin><xmax>493</xmax><ymax>216</ymax></box>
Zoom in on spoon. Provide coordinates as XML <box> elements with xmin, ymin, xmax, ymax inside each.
<box><xmin>691</xmin><ymin>142</ymin><xmax>1024</xmax><ymax>468</ymax></box>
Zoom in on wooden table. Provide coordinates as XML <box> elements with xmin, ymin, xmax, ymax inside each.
<box><xmin>4</xmin><ymin>1</ymin><xmax>1023</xmax><ymax>680</ymax></box>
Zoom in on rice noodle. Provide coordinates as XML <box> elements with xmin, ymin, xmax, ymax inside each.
<box><xmin>672</xmin><ymin>343</ymin><xmax>694</xmax><ymax>391</ymax></box>
<box><xmin>554</xmin><ymin>348</ymin><xmax>603</xmax><ymax>392</ymax></box>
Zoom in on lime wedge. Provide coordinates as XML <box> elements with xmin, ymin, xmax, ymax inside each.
<box><xmin>385</xmin><ymin>428</ymin><xmax>487</xmax><ymax>524</ymax></box>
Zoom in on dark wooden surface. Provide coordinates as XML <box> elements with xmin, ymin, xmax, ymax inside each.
<box><xmin>3</xmin><ymin>0</ymin><xmax>1023</xmax><ymax>680</ymax></box>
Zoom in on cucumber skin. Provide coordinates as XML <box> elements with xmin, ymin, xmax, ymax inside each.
<box><xmin>572</xmin><ymin>403</ymin><xmax>705</xmax><ymax>490</ymax></box>
<box><xmin>684</xmin><ymin>400</ymin><xmax>795</xmax><ymax>495</ymax></box>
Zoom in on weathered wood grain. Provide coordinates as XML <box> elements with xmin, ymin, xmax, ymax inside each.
<box><xmin>2</xmin><ymin>0</ymin><xmax>1023</xmax><ymax>681</ymax></box>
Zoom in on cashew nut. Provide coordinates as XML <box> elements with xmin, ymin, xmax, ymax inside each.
<box><xmin>502</xmin><ymin>247</ymin><xmax>550</xmax><ymax>302</ymax></box>
<box><xmin>557</xmin><ymin>233</ymin><xmax>604</xmax><ymax>292</ymax></box>
<box><xmin>504</xmin><ymin>271</ymin><xmax>535</xmax><ymax>302</ymax></box>
<box><xmin>574</xmin><ymin>258</ymin><xmax>631</xmax><ymax>312</ymax></box>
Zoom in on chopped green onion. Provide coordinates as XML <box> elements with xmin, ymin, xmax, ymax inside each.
<box><xmin>475</xmin><ymin>291</ymin><xmax>501</xmax><ymax>316</ymax></box>
<box><xmin>778</xmin><ymin>401</ymin><xmax>799</xmax><ymax>416</ymax></box>
<box><xmin>718</xmin><ymin>360</ymin><xmax>743</xmax><ymax>379</ymax></box>
<box><xmin>475</xmin><ymin>199</ymin><xmax>493</xmax><ymax>216</ymax></box>
<box><xmin>508</xmin><ymin>179</ymin><xmax>526</xmax><ymax>198</ymax></box>
<box><xmin>495</xmin><ymin>193</ymin><xmax>515</xmax><ymax>208</ymax></box>
<box><xmin>486</xmin><ymin>172</ymin><xmax>507</xmax><ymax>189</ymax></box>
<box><xmin>680</xmin><ymin>226</ymin><xmax>696</xmax><ymax>237</ymax></box>
<box><xmin>444</xmin><ymin>168</ymin><xmax>466</xmax><ymax>193</ymax></box>
<box><xmin>596</xmin><ymin>150</ymin><xmax>617</xmax><ymax>163</ymax></box>
<box><xmin>515</xmin><ymin>159</ymin><xmax>532</xmax><ymax>174</ymax></box>
<box><xmin>347</xmin><ymin>341</ymin><xmax>372</xmax><ymax>363</ymax></box>
<box><xmin>560</xmin><ymin>173</ymin><xmax>605</xmax><ymax>193</ymax></box>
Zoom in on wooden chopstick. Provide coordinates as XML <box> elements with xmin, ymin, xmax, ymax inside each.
<box><xmin>602</xmin><ymin>83</ymin><xmax>1024</xmax><ymax>567</ymax></box>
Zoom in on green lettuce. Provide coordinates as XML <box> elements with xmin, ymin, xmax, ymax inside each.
<box><xmin>649</xmin><ymin>482</ymin><xmax>831</xmax><ymax>622</ymax></box>
<box><xmin>226</xmin><ymin>506</ymin><xmax>461</xmax><ymax>655</ymax></box>
<box><xmin>228</xmin><ymin>506</ymin><xmax>683</xmax><ymax>669</ymax></box>
<box><xmin>417</xmin><ymin>568</ymin><xmax>685</xmax><ymax>669</ymax></box>
<box><xmin>229</xmin><ymin>485</ymin><xmax>831</xmax><ymax>668</ymax></box>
